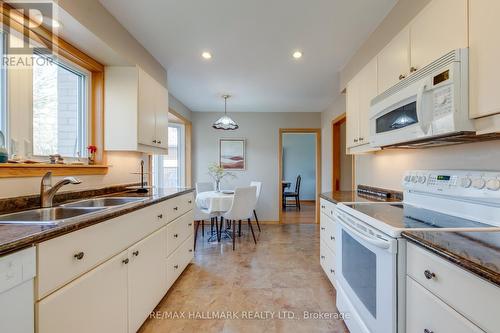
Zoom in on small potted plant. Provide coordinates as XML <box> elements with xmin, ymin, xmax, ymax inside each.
<box><xmin>87</xmin><ymin>145</ymin><xmax>97</xmax><ymax>165</ymax></box>
<box><xmin>208</xmin><ymin>162</ymin><xmax>235</xmax><ymax>192</ymax></box>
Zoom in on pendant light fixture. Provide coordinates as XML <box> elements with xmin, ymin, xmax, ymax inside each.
<box><xmin>212</xmin><ymin>95</ymin><xmax>239</xmax><ymax>130</ymax></box>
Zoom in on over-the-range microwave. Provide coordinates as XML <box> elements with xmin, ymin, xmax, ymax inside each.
<box><xmin>369</xmin><ymin>48</ymin><xmax>475</xmax><ymax>148</ymax></box>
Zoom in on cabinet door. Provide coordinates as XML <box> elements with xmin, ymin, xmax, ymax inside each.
<box><xmin>410</xmin><ymin>0</ymin><xmax>468</xmax><ymax>71</ymax></box>
<box><xmin>155</xmin><ymin>85</ymin><xmax>169</xmax><ymax>150</ymax></box>
<box><xmin>469</xmin><ymin>0</ymin><xmax>500</xmax><ymax>118</ymax></box>
<box><xmin>37</xmin><ymin>251</ymin><xmax>128</xmax><ymax>333</ymax></box>
<box><xmin>138</xmin><ymin>68</ymin><xmax>158</xmax><ymax>147</ymax></box>
<box><xmin>128</xmin><ymin>227</ymin><xmax>168</xmax><ymax>333</ymax></box>
<box><xmin>377</xmin><ymin>28</ymin><xmax>410</xmax><ymax>93</ymax></box>
<box><xmin>357</xmin><ymin>58</ymin><xmax>378</xmax><ymax>145</ymax></box>
<box><xmin>346</xmin><ymin>77</ymin><xmax>360</xmax><ymax>149</ymax></box>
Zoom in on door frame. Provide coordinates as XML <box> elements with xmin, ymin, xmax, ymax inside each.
<box><xmin>332</xmin><ymin>114</ymin><xmax>355</xmax><ymax>191</ymax></box>
<box><xmin>278</xmin><ymin>128</ymin><xmax>322</xmax><ymax>224</ymax></box>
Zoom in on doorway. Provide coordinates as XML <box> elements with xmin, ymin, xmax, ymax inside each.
<box><xmin>278</xmin><ymin>129</ymin><xmax>321</xmax><ymax>224</ymax></box>
<box><xmin>332</xmin><ymin>114</ymin><xmax>354</xmax><ymax>191</ymax></box>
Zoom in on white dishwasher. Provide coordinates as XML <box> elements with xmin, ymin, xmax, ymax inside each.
<box><xmin>0</xmin><ymin>247</ymin><xmax>36</xmax><ymax>333</ymax></box>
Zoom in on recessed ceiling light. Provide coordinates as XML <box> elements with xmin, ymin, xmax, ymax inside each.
<box><xmin>202</xmin><ymin>51</ymin><xmax>212</xmax><ymax>60</ymax></box>
<box><xmin>292</xmin><ymin>51</ymin><xmax>303</xmax><ymax>59</ymax></box>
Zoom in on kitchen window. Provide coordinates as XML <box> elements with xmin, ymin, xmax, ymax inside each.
<box><xmin>153</xmin><ymin>123</ymin><xmax>185</xmax><ymax>188</ymax></box>
<box><xmin>0</xmin><ymin>31</ymin><xmax>7</xmax><ymax>144</ymax></box>
<box><xmin>32</xmin><ymin>53</ymin><xmax>89</xmax><ymax>158</ymax></box>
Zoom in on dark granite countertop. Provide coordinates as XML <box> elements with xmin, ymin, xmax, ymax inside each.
<box><xmin>0</xmin><ymin>187</ymin><xmax>194</xmax><ymax>256</ymax></box>
<box><xmin>320</xmin><ymin>190</ymin><xmax>402</xmax><ymax>204</ymax></box>
<box><xmin>403</xmin><ymin>230</ymin><xmax>500</xmax><ymax>287</ymax></box>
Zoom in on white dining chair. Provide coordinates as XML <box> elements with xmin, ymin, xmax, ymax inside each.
<box><xmin>196</xmin><ymin>182</ymin><xmax>214</xmax><ymax>194</ymax></box>
<box><xmin>250</xmin><ymin>181</ymin><xmax>262</xmax><ymax>232</ymax></box>
<box><xmin>194</xmin><ymin>205</ymin><xmax>220</xmax><ymax>250</ymax></box>
<box><xmin>222</xmin><ymin>186</ymin><xmax>258</xmax><ymax>250</ymax></box>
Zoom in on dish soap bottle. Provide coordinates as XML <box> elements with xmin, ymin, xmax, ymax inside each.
<box><xmin>0</xmin><ymin>131</ymin><xmax>7</xmax><ymax>163</ymax></box>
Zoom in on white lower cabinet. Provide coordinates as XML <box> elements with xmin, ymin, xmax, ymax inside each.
<box><xmin>36</xmin><ymin>194</ymin><xmax>195</xmax><ymax>333</ymax></box>
<box><xmin>319</xmin><ymin>198</ymin><xmax>337</xmax><ymax>286</ymax></box>
<box><xmin>128</xmin><ymin>227</ymin><xmax>168</xmax><ymax>333</ymax></box>
<box><xmin>406</xmin><ymin>277</ymin><xmax>483</xmax><ymax>333</ymax></box>
<box><xmin>37</xmin><ymin>250</ymin><xmax>129</xmax><ymax>333</ymax></box>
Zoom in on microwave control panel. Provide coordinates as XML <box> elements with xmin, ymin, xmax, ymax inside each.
<box><xmin>432</xmin><ymin>85</ymin><xmax>454</xmax><ymax>119</ymax></box>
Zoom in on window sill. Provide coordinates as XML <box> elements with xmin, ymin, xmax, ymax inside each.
<box><xmin>0</xmin><ymin>163</ymin><xmax>109</xmax><ymax>178</ymax></box>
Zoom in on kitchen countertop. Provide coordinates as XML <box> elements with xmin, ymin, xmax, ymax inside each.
<box><xmin>320</xmin><ymin>190</ymin><xmax>402</xmax><ymax>204</ymax></box>
<box><xmin>0</xmin><ymin>187</ymin><xmax>194</xmax><ymax>256</ymax></box>
<box><xmin>403</xmin><ymin>230</ymin><xmax>500</xmax><ymax>288</ymax></box>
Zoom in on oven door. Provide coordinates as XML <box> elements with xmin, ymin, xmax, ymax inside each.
<box><xmin>335</xmin><ymin>211</ymin><xmax>398</xmax><ymax>333</ymax></box>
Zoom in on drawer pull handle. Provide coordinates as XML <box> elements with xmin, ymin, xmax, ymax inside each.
<box><xmin>174</xmin><ymin>264</ymin><xmax>179</xmax><ymax>269</ymax></box>
<box><xmin>173</xmin><ymin>207</ymin><xmax>178</xmax><ymax>211</ymax></box>
<box><xmin>152</xmin><ymin>140</ymin><xmax>157</xmax><ymax>143</ymax></box>
<box><xmin>188</xmin><ymin>200</ymin><xmax>192</xmax><ymax>204</ymax></box>
<box><xmin>157</xmin><ymin>140</ymin><xmax>162</xmax><ymax>144</ymax></box>
<box><xmin>122</xmin><ymin>258</ymin><xmax>129</xmax><ymax>265</ymax></box>
<box><xmin>188</xmin><ymin>223</ymin><xmax>192</xmax><ymax>227</ymax></box>
<box><xmin>157</xmin><ymin>214</ymin><xmax>163</xmax><ymax>219</ymax></box>
<box><xmin>189</xmin><ymin>249</ymin><xmax>193</xmax><ymax>252</ymax></box>
<box><xmin>424</xmin><ymin>329</ymin><xmax>433</xmax><ymax>333</ymax></box>
<box><xmin>74</xmin><ymin>252</ymin><xmax>85</xmax><ymax>260</ymax></box>
<box><xmin>424</xmin><ymin>270</ymin><xmax>436</xmax><ymax>280</ymax></box>
<box><xmin>320</xmin><ymin>255</ymin><xmax>325</xmax><ymax>259</ymax></box>
<box><xmin>321</xmin><ymin>227</ymin><xmax>325</xmax><ymax>230</ymax></box>
<box><xmin>321</xmin><ymin>205</ymin><xmax>325</xmax><ymax>209</ymax></box>
<box><xmin>133</xmin><ymin>250</ymin><xmax>140</xmax><ymax>257</ymax></box>
<box><xmin>174</xmin><ymin>234</ymin><xmax>179</xmax><ymax>238</ymax></box>
<box><xmin>399</xmin><ymin>74</ymin><xmax>406</xmax><ymax>80</ymax></box>
<box><xmin>330</xmin><ymin>236</ymin><xmax>335</xmax><ymax>241</ymax></box>
<box><xmin>330</xmin><ymin>269</ymin><xmax>335</xmax><ymax>274</ymax></box>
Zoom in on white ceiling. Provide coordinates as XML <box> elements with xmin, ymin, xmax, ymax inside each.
<box><xmin>99</xmin><ymin>0</ymin><xmax>396</xmax><ymax>112</ymax></box>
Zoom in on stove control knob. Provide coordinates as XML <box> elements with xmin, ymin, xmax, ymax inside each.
<box><xmin>486</xmin><ymin>179</ymin><xmax>500</xmax><ymax>191</ymax></box>
<box><xmin>418</xmin><ymin>176</ymin><xmax>427</xmax><ymax>184</ymax></box>
<box><xmin>411</xmin><ymin>176</ymin><xmax>418</xmax><ymax>183</ymax></box>
<box><xmin>460</xmin><ymin>177</ymin><xmax>472</xmax><ymax>188</ymax></box>
<box><xmin>404</xmin><ymin>175</ymin><xmax>411</xmax><ymax>182</ymax></box>
<box><xmin>472</xmin><ymin>178</ymin><xmax>486</xmax><ymax>189</ymax></box>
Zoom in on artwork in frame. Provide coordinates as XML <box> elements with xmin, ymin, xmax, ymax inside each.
<box><xmin>219</xmin><ymin>138</ymin><xmax>246</xmax><ymax>170</ymax></box>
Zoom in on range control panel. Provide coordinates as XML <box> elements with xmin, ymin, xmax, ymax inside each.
<box><xmin>403</xmin><ymin>170</ymin><xmax>500</xmax><ymax>195</ymax></box>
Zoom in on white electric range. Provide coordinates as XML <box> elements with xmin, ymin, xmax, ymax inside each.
<box><xmin>334</xmin><ymin>170</ymin><xmax>500</xmax><ymax>333</ymax></box>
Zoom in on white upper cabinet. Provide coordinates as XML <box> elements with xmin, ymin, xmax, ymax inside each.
<box><xmin>105</xmin><ymin>66</ymin><xmax>169</xmax><ymax>153</ymax></box>
<box><xmin>346</xmin><ymin>58</ymin><xmax>377</xmax><ymax>151</ymax></box>
<box><xmin>409</xmin><ymin>0</ymin><xmax>468</xmax><ymax>71</ymax></box>
<box><xmin>469</xmin><ymin>0</ymin><xmax>500</xmax><ymax>119</ymax></box>
<box><xmin>377</xmin><ymin>28</ymin><xmax>410</xmax><ymax>93</ymax></box>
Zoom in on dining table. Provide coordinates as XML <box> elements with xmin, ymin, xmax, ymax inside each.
<box><xmin>195</xmin><ymin>190</ymin><xmax>235</xmax><ymax>242</ymax></box>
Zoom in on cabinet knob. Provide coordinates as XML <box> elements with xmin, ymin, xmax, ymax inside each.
<box><xmin>321</xmin><ymin>205</ymin><xmax>325</xmax><ymax>209</ymax></box>
<box><xmin>330</xmin><ymin>269</ymin><xmax>335</xmax><ymax>274</ymax></box>
<box><xmin>188</xmin><ymin>200</ymin><xmax>192</xmax><ymax>204</ymax></box>
<box><xmin>174</xmin><ymin>234</ymin><xmax>179</xmax><ymax>238</ymax></box>
<box><xmin>410</xmin><ymin>66</ymin><xmax>418</xmax><ymax>73</ymax></box>
<box><xmin>153</xmin><ymin>140</ymin><xmax>157</xmax><ymax>143</ymax></box>
<box><xmin>399</xmin><ymin>74</ymin><xmax>406</xmax><ymax>80</ymax></box>
<box><xmin>157</xmin><ymin>141</ymin><xmax>162</xmax><ymax>144</ymax></box>
<box><xmin>188</xmin><ymin>223</ymin><xmax>192</xmax><ymax>227</ymax></box>
<box><xmin>173</xmin><ymin>206</ymin><xmax>178</xmax><ymax>211</ymax></box>
<box><xmin>424</xmin><ymin>270</ymin><xmax>436</xmax><ymax>280</ymax></box>
<box><xmin>424</xmin><ymin>329</ymin><xmax>434</xmax><ymax>333</ymax></box>
<box><xmin>359</xmin><ymin>137</ymin><xmax>364</xmax><ymax>141</ymax></box>
<box><xmin>321</xmin><ymin>227</ymin><xmax>325</xmax><ymax>230</ymax></box>
<box><xmin>330</xmin><ymin>236</ymin><xmax>335</xmax><ymax>241</ymax></box>
<box><xmin>122</xmin><ymin>258</ymin><xmax>129</xmax><ymax>265</ymax></box>
<box><xmin>174</xmin><ymin>264</ymin><xmax>179</xmax><ymax>269</ymax></box>
<box><xmin>354</xmin><ymin>138</ymin><xmax>359</xmax><ymax>143</ymax></box>
<box><xmin>320</xmin><ymin>255</ymin><xmax>325</xmax><ymax>259</ymax></box>
<box><xmin>132</xmin><ymin>250</ymin><xmax>139</xmax><ymax>257</ymax></box>
<box><xmin>157</xmin><ymin>214</ymin><xmax>163</xmax><ymax>219</ymax></box>
<box><xmin>189</xmin><ymin>249</ymin><xmax>193</xmax><ymax>252</ymax></box>
<box><xmin>74</xmin><ymin>252</ymin><xmax>85</xmax><ymax>260</ymax></box>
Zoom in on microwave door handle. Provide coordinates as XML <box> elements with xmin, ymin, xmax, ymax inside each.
<box><xmin>416</xmin><ymin>83</ymin><xmax>431</xmax><ymax>134</ymax></box>
<box><xmin>336</xmin><ymin>214</ymin><xmax>391</xmax><ymax>250</ymax></box>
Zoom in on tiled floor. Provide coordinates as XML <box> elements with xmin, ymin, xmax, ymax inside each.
<box><xmin>139</xmin><ymin>224</ymin><xmax>348</xmax><ymax>333</ymax></box>
<box><xmin>281</xmin><ymin>201</ymin><xmax>316</xmax><ymax>224</ymax></box>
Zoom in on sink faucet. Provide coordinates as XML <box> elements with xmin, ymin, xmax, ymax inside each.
<box><xmin>40</xmin><ymin>172</ymin><xmax>82</xmax><ymax>208</ymax></box>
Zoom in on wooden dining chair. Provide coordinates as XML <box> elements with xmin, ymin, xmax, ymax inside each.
<box><xmin>222</xmin><ymin>186</ymin><xmax>258</xmax><ymax>250</ymax></box>
<box><xmin>250</xmin><ymin>181</ymin><xmax>262</xmax><ymax>232</ymax></box>
<box><xmin>283</xmin><ymin>175</ymin><xmax>301</xmax><ymax>210</ymax></box>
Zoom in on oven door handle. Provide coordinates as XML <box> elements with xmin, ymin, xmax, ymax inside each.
<box><xmin>337</xmin><ymin>214</ymin><xmax>391</xmax><ymax>250</ymax></box>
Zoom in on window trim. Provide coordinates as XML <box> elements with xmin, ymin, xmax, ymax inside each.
<box><xmin>153</xmin><ymin>123</ymin><xmax>185</xmax><ymax>188</ymax></box>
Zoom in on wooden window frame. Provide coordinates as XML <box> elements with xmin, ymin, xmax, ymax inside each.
<box><xmin>0</xmin><ymin>2</ymin><xmax>108</xmax><ymax>177</ymax></box>
<box><xmin>331</xmin><ymin>113</ymin><xmax>355</xmax><ymax>191</ymax></box>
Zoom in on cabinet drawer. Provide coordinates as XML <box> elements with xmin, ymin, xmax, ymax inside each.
<box><xmin>320</xmin><ymin>199</ymin><xmax>336</xmax><ymax>219</ymax></box>
<box><xmin>37</xmin><ymin>204</ymin><xmax>166</xmax><ymax>300</ymax></box>
<box><xmin>406</xmin><ymin>277</ymin><xmax>483</xmax><ymax>333</ymax></box>
<box><xmin>166</xmin><ymin>235</ymin><xmax>194</xmax><ymax>291</ymax></box>
<box><xmin>320</xmin><ymin>212</ymin><xmax>336</xmax><ymax>252</ymax></box>
<box><xmin>165</xmin><ymin>193</ymin><xmax>194</xmax><ymax>222</ymax></box>
<box><xmin>320</xmin><ymin>239</ymin><xmax>336</xmax><ymax>286</ymax></box>
<box><xmin>166</xmin><ymin>211</ymin><xmax>194</xmax><ymax>257</ymax></box>
<box><xmin>407</xmin><ymin>242</ymin><xmax>500</xmax><ymax>332</ymax></box>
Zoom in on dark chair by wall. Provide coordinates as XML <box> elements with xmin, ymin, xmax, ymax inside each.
<box><xmin>283</xmin><ymin>175</ymin><xmax>301</xmax><ymax>210</ymax></box>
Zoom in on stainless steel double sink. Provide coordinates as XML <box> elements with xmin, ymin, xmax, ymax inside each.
<box><xmin>0</xmin><ymin>197</ymin><xmax>147</xmax><ymax>225</ymax></box>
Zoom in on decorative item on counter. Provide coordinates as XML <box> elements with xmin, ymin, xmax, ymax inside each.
<box><xmin>129</xmin><ymin>160</ymin><xmax>150</xmax><ymax>193</ymax></box>
<box><xmin>0</xmin><ymin>130</ymin><xmax>7</xmax><ymax>163</ymax></box>
<box><xmin>87</xmin><ymin>145</ymin><xmax>97</xmax><ymax>165</ymax></box>
<box><xmin>208</xmin><ymin>162</ymin><xmax>236</xmax><ymax>192</ymax></box>
<box><xmin>49</xmin><ymin>154</ymin><xmax>64</xmax><ymax>164</ymax></box>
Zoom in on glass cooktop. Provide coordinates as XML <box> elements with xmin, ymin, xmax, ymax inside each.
<box><xmin>344</xmin><ymin>203</ymin><xmax>494</xmax><ymax>230</ymax></box>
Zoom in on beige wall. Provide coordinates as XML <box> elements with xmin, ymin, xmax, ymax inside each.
<box><xmin>192</xmin><ymin>112</ymin><xmax>321</xmax><ymax>221</ymax></box>
<box><xmin>169</xmin><ymin>94</ymin><xmax>192</xmax><ymax>121</ymax></box>
<box><xmin>340</xmin><ymin>0</ymin><xmax>431</xmax><ymax>90</ymax></box>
